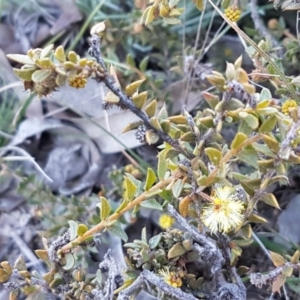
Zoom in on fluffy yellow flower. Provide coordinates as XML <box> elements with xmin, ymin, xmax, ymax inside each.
<box><xmin>282</xmin><ymin>99</ymin><xmax>297</xmax><ymax>115</ymax></box>
<box><xmin>159</xmin><ymin>214</ymin><xmax>175</xmax><ymax>229</ymax></box>
<box><xmin>158</xmin><ymin>267</ymin><xmax>182</xmax><ymax>288</ymax></box>
<box><xmin>224</xmin><ymin>7</ymin><xmax>242</xmax><ymax>22</ymax></box>
<box><xmin>68</xmin><ymin>74</ymin><xmax>87</xmax><ymax>89</ymax></box>
<box><xmin>201</xmin><ymin>186</ymin><xmax>244</xmax><ymax>234</ymax></box>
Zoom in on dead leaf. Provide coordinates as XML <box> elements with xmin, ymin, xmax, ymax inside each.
<box><xmin>272</xmin><ymin>273</ymin><xmax>286</xmax><ymax>294</ymax></box>
<box><xmin>51</xmin><ymin>0</ymin><xmax>82</xmax><ymax>35</ymax></box>
<box><xmin>48</xmin><ymin>80</ymin><xmax>142</xmax><ymax>153</ymax></box>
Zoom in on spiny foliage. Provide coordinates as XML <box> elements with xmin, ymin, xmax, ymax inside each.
<box><xmin>3</xmin><ymin>0</ymin><xmax>300</xmax><ymax>299</ymax></box>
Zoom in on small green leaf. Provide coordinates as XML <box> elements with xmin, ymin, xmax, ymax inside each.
<box><xmin>40</xmin><ymin>44</ymin><xmax>54</xmax><ymax>59</ymax></box>
<box><xmin>256</xmin><ymin>107</ymin><xmax>278</xmax><ymax>115</ymax></box>
<box><xmin>107</xmin><ymin>222</ymin><xmax>128</xmax><ymax>242</ymax></box>
<box><xmin>99</xmin><ymin>196</ymin><xmax>112</xmax><ymax>220</ymax></box>
<box><xmin>157</xmin><ymin>150</ymin><xmax>168</xmax><ymax>180</ymax></box>
<box><xmin>172</xmin><ymin>179</ymin><xmax>184</xmax><ymax>198</ymax></box>
<box><xmin>126</xmin><ymin>54</ymin><xmax>136</xmax><ymax>68</ymax></box>
<box><xmin>54</xmin><ymin>45</ymin><xmax>66</xmax><ymax>62</ymax></box>
<box><xmin>68</xmin><ymin>220</ymin><xmax>79</xmax><ymax>240</ymax></box>
<box><xmin>260</xmin><ymin>88</ymin><xmax>272</xmax><ymax>101</ymax></box>
<box><xmin>259</xmin><ymin>115</ymin><xmax>277</xmax><ymax>133</ymax></box>
<box><xmin>141</xmin><ymin>198</ymin><xmax>163</xmax><ymax>211</ymax></box>
<box><xmin>149</xmin><ymin>234</ymin><xmax>162</xmax><ymax>249</ymax></box>
<box><xmin>261</xmin><ymin>193</ymin><xmax>280</xmax><ymax>209</ymax></box>
<box><xmin>231</xmin><ymin>132</ymin><xmax>247</xmax><ymax>149</ymax></box>
<box><xmin>6</xmin><ymin>54</ymin><xmax>34</xmax><ymax>65</ymax></box>
<box><xmin>77</xmin><ymin>224</ymin><xmax>89</xmax><ymax>237</ymax></box>
<box><xmin>253</xmin><ymin>143</ymin><xmax>276</xmax><ymax>157</ymax></box>
<box><xmin>291</xmin><ymin>250</ymin><xmax>300</xmax><ymax>264</ymax></box>
<box><xmin>248</xmin><ymin>213</ymin><xmax>267</xmax><ymax>223</ymax></box>
<box><xmin>159</xmin><ymin>189</ymin><xmax>173</xmax><ymax>201</ymax></box>
<box><xmin>125</xmin><ymin>79</ymin><xmax>146</xmax><ymax>97</ymax></box>
<box><xmin>13</xmin><ymin>68</ymin><xmax>36</xmax><ymax>81</ymax></box>
<box><xmin>193</xmin><ymin>0</ymin><xmax>204</xmax><ymax>10</ymax></box>
<box><xmin>139</xmin><ymin>56</ymin><xmax>149</xmax><ymax>72</ymax></box>
<box><xmin>243</xmin><ymin>114</ymin><xmax>259</xmax><ymax>129</ymax></box>
<box><xmin>145</xmin><ymin>99</ymin><xmax>157</xmax><ymax>118</ymax></box>
<box><xmin>262</xmin><ymin>134</ymin><xmax>280</xmax><ymax>153</ymax></box>
<box><xmin>158</xmin><ymin>105</ymin><xmax>168</xmax><ymax>121</ymax></box>
<box><xmin>63</xmin><ymin>253</ymin><xmax>75</xmax><ymax>270</ymax></box>
<box><xmin>122</xmin><ymin>121</ymin><xmax>144</xmax><ymax>133</ymax></box>
<box><xmin>32</xmin><ymin>69</ymin><xmax>52</xmax><ymax>83</ymax></box>
<box><xmin>238</xmin><ymin>147</ymin><xmax>259</xmax><ymax>168</ymax></box>
<box><xmin>124</xmin><ymin>177</ymin><xmax>138</xmax><ymax>201</ymax></box>
<box><xmin>168</xmin><ymin>243</ymin><xmax>187</xmax><ymax>259</ymax></box>
<box><xmin>204</xmin><ymin>147</ymin><xmax>222</xmax><ymax>165</ymax></box>
<box><xmin>144</xmin><ymin>168</ymin><xmax>157</xmax><ymax>191</ymax></box>
<box><xmin>240</xmin><ymin>224</ymin><xmax>252</xmax><ymax>239</ymax></box>
<box><xmin>145</xmin><ymin>130</ymin><xmax>159</xmax><ymax>145</ymax></box>
<box><xmin>115</xmin><ymin>199</ymin><xmax>129</xmax><ymax>213</ymax></box>
<box><xmin>127</xmin><ymin>173</ymin><xmax>142</xmax><ymax>193</ymax></box>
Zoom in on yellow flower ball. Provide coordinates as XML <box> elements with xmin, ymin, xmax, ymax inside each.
<box><xmin>282</xmin><ymin>99</ymin><xmax>298</xmax><ymax>115</ymax></box>
<box><xmin>159</xmin><ymin>214</ymin><xmax>175</xmax><ymax>229</ymax></box>
<box><xmin>225</xmin><ymin>7</ymin><xmax>242</xmax><ymax>22</ymax></box>
<box><xmin>68</xmin><ymin>74</ymin><xmax>87</xmax><ymax>89</ymax></box>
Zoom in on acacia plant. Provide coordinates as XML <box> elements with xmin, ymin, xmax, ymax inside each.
<box><xmin>2</xmin><ymin>0</ymin><xmax>300</xmax><ymax>299</ymax></box>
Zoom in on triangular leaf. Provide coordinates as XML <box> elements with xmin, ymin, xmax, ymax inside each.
<box><xmin>77</xmin><ymin>224</ymin><xmax>89</xmax><ymax>237</ymax></box>
<box><xmin>68</xmin><ymin>220</ymin><xmax>78</xmax><ymax>240</ymax></box>
<box><xmin>99</xmin><ymin>197</ymin><xmax>112</xmax><ymax>220</ymax></box>
<box><xmin>261</xmin><ymin>193</ymin><xmax>280</xmax><ymax>209</ymax></box>
<box><xmin>107</xmin><ymin>222</ymin><xmax>128</xmax><ymax>242</ymax></box>
<box><xmin>141</xmin><ymin>198</ymin><xmax>163</xmax><ymax>211</ymax></box>
<box><xmin>231</xmin><ymin>132</ymin><xmax>247</xmax><ymax>149</ymax></box>
<box><xmin>144</xmin><ymin>168</ymin><xmax>157</xmax><ymax>191</ymax></box>
<box><xmin>157</xmin><ymin>149</ymin><xmax>168</xmax><ymax>180</ymax></box>
<box><xmin>124</xmin><ymin>177</ymin><xmax>138</xmax><ymax>201</ymax></box>
<box><xmin>270</xmin><ymin>251</ymin><xmax>285</xmax><ymax>267</ymax></box>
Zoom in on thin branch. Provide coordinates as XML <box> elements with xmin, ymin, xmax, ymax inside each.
<box><xmin>88</xmin><ymin>34</ymin><xmax>193</xmax><ymax>159</ymax></box>
<box><xmin>59</xmin><ymin>177</ymin><xmax>173</xmax><ymax>253</ymax></box>
<box><xmin>0</xmin><ymin>145</ymin><xmax>53</xmax><ymax>182</ymax></box>
<box><xmin>250</xmin><ymin>262</ymin><xmax>300</xmax><ymax>288</ymax></box>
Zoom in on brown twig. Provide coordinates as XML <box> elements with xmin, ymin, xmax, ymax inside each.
<box><xmin>59</xmin><ymin>177</ymin><xmax>173</xmax><ymax>253</ymax></box>
<box><xmin>88</xmin><ymin>34</ymin><xmax>194</xmax><ymax>159</ymax></box>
